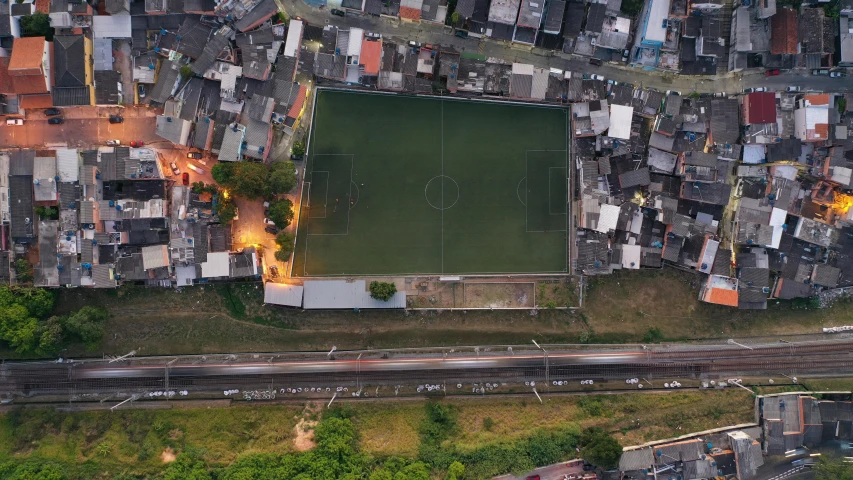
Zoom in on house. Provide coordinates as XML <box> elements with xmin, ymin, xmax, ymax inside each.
<box><xmin>701</xmin><ymin>274</ymin><xmax>739</xmax><ymax>306</ymax></box>
<box><xmin>543</xmin><ymin>0</ymin><xmax>566</xmax><ymax>35</ymax></box>
<box><xmin>105</xmin><ymin>0</ymin><xmax>130</xmax><ymax>14</ymax></box>
<box><xmin>150</xmin><ymin>59</ymin><xmax>181</xmax><ymax>105</ymax></box>
<box><xmin>92</xmin><ymin>15</ymin><xmax>132</xmax><ymax>39</ymax></box>
<box><xmin>841</xmin><ymin>15</ymin><xmax>853</xmax><ymax>67</ymax></box>
<box><xmin>514</xmin><ymin>0</ymin><xmax>544</xmax><ymax>44</ymax></box>
<box><xmin>728</xmin><ymin>4</ymin><xmax>772</xmax><ymax>72</ymax></box>
<box><xmin>9</xmin><ymin>149</ymin><xmax>35</xmax><ymax>244</ymax></box>
<box><xmin>7</xmin><ymin>37</ymin><xmax>51</xmax><ymax>106</ymax></box>
<box><xmin>155</xmin><ymin>115</ymin><xmax>192</xmax><ymax>145</ymax></box>
<box><xmin>94</xmin><ymin>70</ymin><xmax>122</xmax><ymax>105</ymax></box>
<box><xmin>743</xmin><ymin>92</ymin><xmax>777</xmax><ymax>125</ymax></box>
<box><xmin>53</xmin><ymin>35</ymin><xmax>93</xmax><ymax>107</ymax></box>
<box><xmin>710</xmin><ymin>98</ymin><xmax>740</xmax><ymax>145</ymax></box>
<box><xmin>218</xmin><ymin>123</ymin><xmax>247</xmax><ymax>162</ymax></box>
<box><xmin>487</xmin><ymin>0</ymin><xmax>520</xmax><ymax>37</ymax></box>
<box><xmin>360</xmin><ymin>38</ymin><xmax>382</xmax><ymax>77</ymax></box>
<box><xmin>630</xmin><ymin>0</ymin><xmax>671</xmax><ymax>65</ymax></box>
<box><xmin>794</xmin><ymin>94</ymin><xmax>834</xmax><ymax>142</ymax></box>
<box><xmin>771</xmin><ymin>8</ymin><xmax>798</xmax><ymax>55</ymax></box>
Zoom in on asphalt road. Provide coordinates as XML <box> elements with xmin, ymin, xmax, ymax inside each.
<box><xmin>281</xmin><ymin>0</ymin><xmax>852</xmax><ymax>95</ymax></box>
<box><xmin>1</xmin><ymin>115</ymin><xmax>159</xmax><ymax>150</ymax></box>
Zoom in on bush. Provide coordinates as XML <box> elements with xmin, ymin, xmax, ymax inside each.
<box><xmin>267</xmin><ymin>199</ymin><xmax>295</xmax><ymax>229</ymax></box>
<box><xmin>20</xmin><ymin>13</ymin><xmax>53</xmax><ymax>40</ymax></box>
<box><xmin>179</xmin><ymin>65</ymin><xmax>193</xmax><ymax>80</ymax></box>
<box><xmin>369</xmin><ymin>281</ymin><xmax>397</xmax><ymax>302</ymax></box>
<box><xmin>643</xmin><ymin>327</ymin><xmax>664</xmax><ymax>343</ymax></box>
<box><xmin>578</xmin><ymin>427</ymin><xmax>622</xmax><ymax>469</ymax></box>
<box><xmin>274</xmin><ymin>232</ymin><xmax>295</xmax><ymax>262</ymax></box>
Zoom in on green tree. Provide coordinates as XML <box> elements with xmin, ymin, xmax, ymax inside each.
<box><xmin>37</xmin><ymin>316</ymin><xmax>65</xmax><ymax>355</ymax></box>
<box><xmin>447</xmin><ymin>461</ymin><xmax>465</xmax><ymax>480</ymax></box>
<box><xmin>191</xmin><ymin>181</ymin><xmax>207</xmax><ymax>194</ymax></box>
<box><xmin>212</xmin><ymin>163</ymin><xmax>237</xmax><ymax>185</ymax></box>
<box><xmin>274</xmin><ymin>232</ymin><xmax>295</xmax><ymax>262</ymax></box>
<box><xmin>15</xmin><ymin>259</ymin><xmax>33</xmax><ymax>284</ymax></box>
<box><xmin>267</xmin><ymin>199</ymin><xmax>295</xmax><ymax>229</ymax></box>
<box><xmin>232</xmin><ymin>162</ymin><xmax>268</xmax><ymax>199</ymax></box>
<box><xmin>815</xmin><ymin>455</ymin><xmax>853</xmax><ymax>480</ymax></box>
<box><xmin>578</xmin><ymin>427</ymin><xmax>622</xmax><ymax>469</ymax></box>
<box><xmin>179</xmin><ymin>65</ymin><xmax>193</xmax><ymax>80</ymax></box>
<box><xmin>20</xmin><ymin>13</ymin><xmax>53</xmax><ymax>40</ymax></box>
<box><xmin>63</xmin><ymin>306</ymin><xmax>108</xmax><ymax>350</ymax></box>
<box><xmin>16</xmin><ymin>287</ymin><xmax>55</xmax><ymax>318</ymax></box>
<box><xmin>266</xmin><ymin>161</ymin><xmax>298</xmax><ymax>196</ymax></box>
<box><xmin>369</xmin><ymin>281</ymin><xmax>397</xmax><ymax>301</ymax></box>
<box><xmin>451</xmin><ymin>11</ymin><xmax>460</xmax><ymax>23</ymax></box>
<box><xmin>0</xmin><ymin>460</ymin><xmax>66</xmax><ymax>480</ymax></box>
<box><xmin>291</xmin><ymin>140</ymin><xmax>306</xmax><ymax>158</ymax></box>
<box><xmin>162</xmin><ymin>454</ymin><xmax>213</xmax><ymax>480</ymax></box>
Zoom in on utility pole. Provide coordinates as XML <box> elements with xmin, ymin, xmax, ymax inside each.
<box><xmin>533</xmin><ymin>340</ymin><xmax>549</xmax><ymax>388</ymax></box>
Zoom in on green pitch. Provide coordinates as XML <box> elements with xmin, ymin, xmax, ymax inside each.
<box><xmin>291</xmin><ymin>90</ymin><xmax>569</xmax><ymax>276</ymax></box>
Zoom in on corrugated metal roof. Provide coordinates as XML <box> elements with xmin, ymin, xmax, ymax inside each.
<box><xmin>303</xmin><ymin>280</ymin><xmax>406</xmax><ymax>309</ymax></box>
<box><xmin>264</xmin><ymin>283</ymin><xmax>304</xmax><ymax>307</ymax></box>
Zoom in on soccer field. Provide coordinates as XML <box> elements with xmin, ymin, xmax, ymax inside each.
<box><xmin>291</xmin><ymin>90</ymin><xmax>569</xmax><ymax>277</ymax></box>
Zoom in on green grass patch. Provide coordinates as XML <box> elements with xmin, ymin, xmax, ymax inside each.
<box><xmin>293</xmin><ymin>90</ymin><xmax>569</xmax><ymax>276</ymax></box>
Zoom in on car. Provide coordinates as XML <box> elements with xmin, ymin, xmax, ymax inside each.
<box><xmin>5</xmin><ymin>118</ymin><xmax>23</xmax><ymax>126</ymax></box>
<box><xmin>264</xmin><ymin>217</ymin><xmax>277</xmax><ymax>226</ymax></box>
<box><xmin>666</xmin><ymin>90</ymin><xmax>682</xmax><ymax>96</ymax></box>
<box><xmin>137</xmin><ymin>84</ymin><xmax>146</xmax><ymax>98</ymax></box>
<box><xmin>588</xmin><ymin>58</ymin><xmax>603</xmax><ymax>66</ymax></box>
<box><xmin>590</xmin><ymin>74</ymin><xmax>605</xmax><ymax>81</ymax></box>
<box><xmin>44</xmin><ymin>108</ymin><xmax>61</xmax><ymax>116</ymax></box>
<box><xmin>187</xmin><ymin>152</ymin><xmax>203</xmax><ymax>159</ymax></box>
<box><xmin>48</xmin><ymin>117</ymin><xmax>64</xmax><ymax>125</ymax></box>
<box><xmin>831</xmin><ymin>71</ymin><xmax>846</xmax><ymax>78</ymax></box>
<box><xmin>331</xmin><ymin>8</ymin><xmax>345</xmax><ymax>16</ymax></box>
<box><xmin>109</xmin><ymin>115</ymin><xmax>124</xmax><ymax>123</ymax></box>
<box><xmin>713</xmin><ymin>92</ymin><xmax>727</xmax><ymax>98</ymax></box>
<box><xmin>743</xmin><ymin>87</ymin><xmax>766</xmax><ymax>93</ymax></box>
<box><xmin>105</xmin><ymin>139</ymin><xmax>121</xmax><ymax>146</ymax></box>
<box><xmin>455</xmin><ymin>30</ymin><xmax>469</xmax><ymax>39</ymax></box>
<box><xmin>408</xmin><ymin>40</ymin><xmax>422</xmax><ymax>48</ymax></box>
<box><xmin>265</xmin><ymin>225</ymin><xmax>279</xmax><ymax>235</ymax></box>
<box><xmin>187</xmin><ymin>163</ymin><xmax>205</xmax><ymax>174</ymax></box>
<box><xmin>525</xmin><ymin>476</ymin><xmax>540</xmax><ymax>480</ymax></box>
<box><xmin>130</xmin><ymin>140</ymin><xmax>144</xmax><ymax>147</ymax></box>
<box><xmin>182</xmin><ymin>172</ymin><xmax>190</xmax><ymax>185</ymax></box>
<box><xmin>786</xmin><ymin>86</ymin><xmax>801</xmax><ymax>92</ymax></box>
<box><xmin>169</xmin><ymin>162</ymin><xmax>180</xmax><ymax>175</ymax></box>
<box><xmin>812</xmin><ymin>69</ymin><xmax>830</xmax><ymax>76</ymax></box>
<box><xmin>766</xmin><ymin>69</ymin><xmax>781</xmax><ymax>76</ymax></box>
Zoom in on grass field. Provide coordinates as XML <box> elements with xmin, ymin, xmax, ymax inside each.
<box><xmin>292</xmin><ymin>90</ymin><xmax>569</xmax><ymax>276</ymax></box>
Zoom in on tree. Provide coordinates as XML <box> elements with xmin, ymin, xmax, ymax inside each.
<box><xmin>291</xmin><ymin>140</ymin><xmax>306</xmax><ymax>158</ymax></box>
<box><xmin>369</xmin><ymin>281</ymin><xmax>397</xmax><ymax>302</ymax></box>
<box><xmin>232</xmin><ymin>162</ymin><xmax>268</xmax><ymax>199</ymax></box>
<box><xmin>35</xmin><ymin>206</ymin><xmax>58</xmax><ymax>219</ymax></box>
<box><xmin>20</xmin><ymin>13</ymin><xmax>53</xmax><ymax>40</ymax></box>
<box><xmin>215</xmin><ymin>200</ymin><xmax>237</xmax><ymax>224</ymax></box>
<box><xmin>447</xmin><ymin>461</ymin><xmax>465</xmax><ymax>480</ymax></box>
<box><xmin>266</xmin><ymin>161</ymin><xmax>298</xmax><ymax>196</ymax></box>
<box><xmin>16</xmin><ymin>287</ymin><xmax>55</xmax><ymax>318</ymax></box>
<box><xmin>179</xmin><ymin>65</ymin><xmax>193</xmax><ymax>80</ymax></box>
<box><xmin>63</xmin><ymin>306</ymin><xmax>108</xmax><ymax>350</ymax></box>
<box><xmin>191</xmin><ymin>181</ymin><xmax>206</xmax><ymax>194</ymax></box>
<box><xmin>274</xmin><ymin>232</ymin><xmax>295</xmax><ymax>262</ymax></box>
<box><xmin>212</xmin><ymin>163</ymin><xmax>237</xmax><ymax>185</ymax></box>
<box><xmin>451</xmin><ymin>11</ymin><xmax>460</xmax><ymax>23</ymax></box>
<box><xmin>815</xmin><ymin>455</ymin><xmax>853</xmax><ymax>480</ymax></box>
<box><xmin>37</xmin><ymin>316</ymin><xmax>65</xmax><ymax>355</ymax></box>
<box><xmin>15</xmin><ymin>259</ymin><xmax>33</xmax><ymax>284</ymax></box>
<box><xmin>268</xmin><ymin>199</ymin><xmax>295</xmax><ymax>229</ymax></box>
<box><xmin>578</xmin><ymin>427</ymin><xmax>622</xmax><ymax>469</ymax></box>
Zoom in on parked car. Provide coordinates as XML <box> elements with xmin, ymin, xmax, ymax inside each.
<box><xmin>265</xmin><ymin>225</ymin><xmax>279</xmax><ymax>235</ymax></box>
<box><xmin>130</xmin><ymin>140</ymin><xmax>144</xmax><ymax>147</ymax></box>
<box><xmin>109</xmin><ymin>115</ymin><xmax>124</xmax><ymax>123</ymax></box>
<box><xmin>263</xmin><ymin>217</ymin><xmax>276</xmax><ymax>226</ymax></box>
<box><xmin>182</xmin><ymin>172</ymin><xmax>190</xmax><ymax>185</ymax></box>
<box><xmin>454</xmin><ymin>30</ymin><xmax>469</xmax><ymax>39</ymax></box>
<box><xmin>47</xmin><ymin>117</ymin><xmax>64</xmax><ymax>125</ymax></box>
<box><xmin>713</xmin><ymin>92</ymin><xmax>727</xmax><ymax>98</ymax></box>
<box><xmin>786</xmin><ymin>86</ymin><xmax>801</xmax><ymax>92</ymax></box>
<box><xmin>44</xmin><ymin>108</ymin><xmax>61</xmax><ymax>116</ymax></box>
<box><xmin>666</xmin><ymin>90</ymin><xmax>682</xmax><ymax>96</ymax></box>
<box><xmin>187</xmin><ymin>152</ymin><xmax>203</xmax><ymax>159</ymax></box>
<box><xmin>830</xmin><ymin>71</ymin><xmax>846</xmax><ymax>78</ymax></box>
<box><xmin>106</xmin><ymin>139</ymin><xmax>121</xmax><ymax>146</ymax></box>
<box><xmin>137</xmin><ymin>84</ymin><xmax>146</xmax><ymax>98</ymax></box>
<box><xmin>6</xmin><ymin>118</ymin><xmax>23</xmax><ymax>126</ymax></box>
<box><xmin>812</xmin><ymin>69</ymin><xmax>830</xmax><ymax>76</ymax></box>
<box><xmin>330</xmin><ymin>8</ymin><xmax>345</xmax><ymax>16</ymax></box>
<box><xmin>743</xmin><ymin>87</ymin><xmax>766</xmax><ymax>93</ymax></box>
<box><xmin>408</xmin><ymin>40</ymin><xmax>422</xmax><ymax>48</ymax></box>
<box><xmin>187</xmin><ymin>163</ymin><xmax>205</xmax><ymax>174</ymax></box>
<box><xmin>588</xmin><ymin>58</ymin><xmax>603</xmax><ymax>66</ymax></box>
<box><xmin>589</xmin><ymin>74</ymin><xmax>605</xmax><ymax>81</ymax></box>
<box><xmin>765</xmin><ymin>69</ymin><xmax>781</xmax><ymax>76</ymax></box>
<box><xmin>169</xmin><ymin>161</ymin><xmax>180</xmax><ymax>175</ymax></box>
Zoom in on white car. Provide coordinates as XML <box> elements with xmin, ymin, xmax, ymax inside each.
<box><xmin>785</xmin><ymin>86</ymin><xmax>801</xmax><ymax>92</ymax></box>
<box><xmin>5</xmin><ymin>118</ymin><xmax>23</xmax><ymax>126</ymax></box>
<box><xmin>590</xmin><ymin>74</ymin><xmax>605</xmax><ymax>81</ymax></box>
<box><xmin>106</xmin><ymin>139</ymin><xmax>121</xmax><ymax>146</ymax></box>
<box><xmin>187</xmin><ymin>163</ymin><xmax>205</xmax><ymax>174</ymax></box>
<box><xmin>666</xmin><ymin>90</ymin><xmax>682</xmax><ymax>96</ymax></box>
<box><xmin>263</xmin><ymin>217</ymin><xmax>276</xmax><ymax>226</ymax></box>
<box><xmin>169</xmin><ymin>161</ymin><xmax>180</xmax><ymax>175</ymax></box>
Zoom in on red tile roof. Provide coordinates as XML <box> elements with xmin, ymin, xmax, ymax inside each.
<box><xmin>399</xmin><ymin>6</ymin><xmax>421</xmax><ymax>20</ymax></box>
<box><xmin>11</xmin><ymin>75</ymin><xmax>49</xmax><ymax>95</ymax></box>
<box><xmin>360</xmin><ymin>39</ymin><xmax>382</xmax><ymax>75</ymax></box>
<box><xmin>708</xmin><ymin>287</ymin><xmax>739</xmax><ymax>307</ymax></box>
<box><xmin>19</xmin><ymin>94</ymin><xmax>54</xmax><ymax>109</ymax></box>
<box><xmin>0</xmin><ymin>58</ymin><xmax>12</xmax><ymax>95</ymax></box>
<box><xmin>8</xmin><ymin>37</ymin><xmax>46</xmax><ymax>74</ymax></box>
<box><xmin>771</xmin><ymin>8</ymin><xmax>798</xmax><ymax>55</ymax></box>
<box><xmin>287</xmin><ymin>85</ymin><xmax>308</xmax><ymax>119</ymax></box>
<box><xmin>35</xmin><ymin>0</ymin><xmax>50</xmax><ymax>13</ymax></box>
<box><xmin>745</xmin><ymin>92</ymin><xmax>776</xmax><ymax>124</ymax></box>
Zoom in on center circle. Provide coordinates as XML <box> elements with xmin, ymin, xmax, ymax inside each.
<box><xmin>424</xmin><ymin>175</ymin><xmax>460</xmax><ymax>211</ymax></box>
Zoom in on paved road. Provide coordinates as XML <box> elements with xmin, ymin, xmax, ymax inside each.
<box><xmin>2</xmin><ymin>108</ymin><xmax>159</xmax><ymax>149</ymax></box>
<box><xmin>281</xmin><ymin>0</ymin><xmax>852</xmax><ymax>94</ymax></box>
<box><xmin>494</xmin><ymin>462</ymin><xmax>584</xmax><ymax>480</ymax></box>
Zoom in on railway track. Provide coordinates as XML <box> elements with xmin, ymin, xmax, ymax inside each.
<box><xmin>2</xmin><ymin>340</ymin><xmax>852</xmax><ymax>398</ymax></box>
